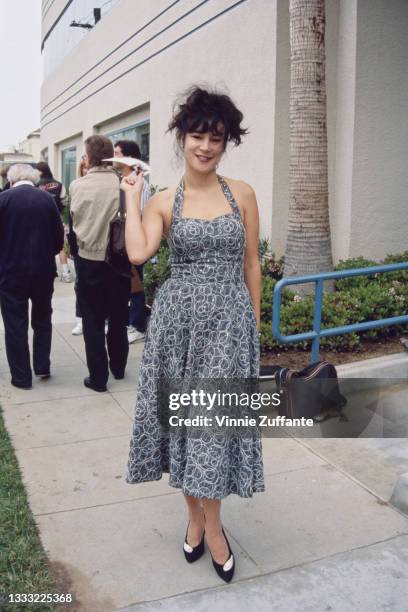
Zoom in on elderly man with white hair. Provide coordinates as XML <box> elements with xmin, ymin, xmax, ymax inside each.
<box><xmin>0</xmin><ymin>163</ymin><xmax>64</xmax><ymax>389</ymax></box>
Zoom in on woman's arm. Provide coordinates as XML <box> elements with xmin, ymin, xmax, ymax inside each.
<box><xmin>122</xmin><ymin>175</ymin><xmax>164</xmax><ymax>265</ymax></box>
<box><xmin>241</xmin><ymin>183</ymin><xmax>262</xmax><ymax>330</ymax></box>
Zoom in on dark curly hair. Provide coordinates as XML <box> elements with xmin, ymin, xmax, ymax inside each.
<box><xmin>168</xmin><ymin>86</ymin><xmax>248</xmax><ymax>149</ymax></box>
<box><xmin>114</xmin><ymin>140</ymin><xmax>141</xmax><ymax>159</ymax></box>
<box><xmin>35</xmin><ymin>161</ymin><xmax>54</xmax><ymax>180</ymax></box>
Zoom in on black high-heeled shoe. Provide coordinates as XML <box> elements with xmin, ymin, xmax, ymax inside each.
<box><xmin>208</xmin><ymin>527</ymin><xmax>235</xmax><ymax>583</ymax></box>
<box><xmin>183</xmin><ymin>521</ymin><xmax>205</xmax><ymax>563</ymax></box>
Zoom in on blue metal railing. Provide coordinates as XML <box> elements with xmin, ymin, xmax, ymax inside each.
<box><xmin>272</xmin><ymin>262</ymin><xmax>408</xmax><ymax>364</ymax></box>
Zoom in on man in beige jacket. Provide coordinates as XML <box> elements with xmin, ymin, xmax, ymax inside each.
<box><xmin>70</xmin><ymin>135</ymin><xmax>130</xmax><ymax>391</ymax></box>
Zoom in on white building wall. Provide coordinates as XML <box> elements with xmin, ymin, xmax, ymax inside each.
<box><xmin>331</xmin><ymin>0</ymin><xmax>357</xmax><ymax>262</ymax></box>
<box><xmin>19</xmin><ymin>133</ymin><xmax>42</xmax><ymax>161</ymax></box>
<box><xmin>349</xmin><ymin>0</ymin><xmax>408</xmax><ymax>260</ymax></box>
<box><xmin>270</xmin><ymin>0</ymin><xmax>289</xmax><ymax>255</ymax></box>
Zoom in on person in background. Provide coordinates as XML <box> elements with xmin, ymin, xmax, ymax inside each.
<box><xmin>113</xmin><ymin>140</ymin><xmax>150</xmax><ymax>344</ymax></box>
<box><xmin>0</xmin><ymin>164</ymin><xmax>64</xmax><ymax>389</ymax></box>
<box><xmin>1</xmin><ymin>165</ymin><xmax>11</xmax><ymax>191</ymax></box>
<box><xmin>36</xmin><ymin>161</ymin><xmax>73</xmax><ymax>283</ymax></box>
<box><xmin>70</xmin><ymin>136</ymin><xmax>130</xmax><ymax>392</ymax></box>
<box><xmin>68</xmin><ymin>156</ymin><xmax>88</xmax><ymax>336</ymax></box>
<box><xmin>77</xmin><ymin>155</ymin><xmax>88</xmax><ymax>181</ymax></box>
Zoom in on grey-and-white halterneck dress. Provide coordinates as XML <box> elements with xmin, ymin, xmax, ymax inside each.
<box><xmin>126</xmin><ymin>175</ymin><xmax>265</xmax><ymax>498</ymax></box>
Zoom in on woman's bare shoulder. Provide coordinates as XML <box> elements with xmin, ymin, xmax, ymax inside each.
<box><xmin>146</xmin><ymin>186</ymin><xmax>177</xmax><ymax>213</ymax></box>
<box><xmin>222</xmin><ymin>177</ymin><xmax>256</xmax><ymax>203</ymax></box>
<box><xmin>223</xmin><ymin>176</ymin><xmax>255</xmax><ymax>194</ymax></box>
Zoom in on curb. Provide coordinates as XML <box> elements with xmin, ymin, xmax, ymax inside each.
<box><xmin>336</xmin><ymin>353</ymin><xmax>408</xmax><ymax>394</ymax></box>
<box><xmin>336</xmin><ymin>352</ymin><xmax>408</xmax><ymax>378</ymax></box>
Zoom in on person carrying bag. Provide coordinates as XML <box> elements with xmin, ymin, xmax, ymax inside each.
<box><xmin>70</xmin><ymin>136</ymin><xmax>131</xmax><ymax>392</ymax></box>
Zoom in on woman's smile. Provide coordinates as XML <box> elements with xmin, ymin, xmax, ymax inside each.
<box><xmin>196</xmin><ymin>154</ymin><xmax>213</xmax><ymax>163</ymax></box>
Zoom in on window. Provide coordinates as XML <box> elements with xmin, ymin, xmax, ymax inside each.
<box><xmin>106</xmin><ymin>121</ymin><xmax>150</xmax><ymax>163</ymax></box>
<box><xmin>61</xmin><ymin>147</ymin><xmax>77</xmax><ymax>191</ymax></box>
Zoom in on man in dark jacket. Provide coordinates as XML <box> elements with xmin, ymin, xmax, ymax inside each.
<box><xmin>36</xmin><ymin>161</ymin><xmax>65</xmax><ymax>213</ymax></box>
<box><xmin>0</xmin><ymin>164</ymin><xmax>64</xmax><ymax>389</ymax></box>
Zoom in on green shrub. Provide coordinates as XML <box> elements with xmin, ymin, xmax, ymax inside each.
<box><xmin>320</xmin><ymin>291</ymin><xmax>360</xmax><ymax>350</ymax></box>
<box><xmin>143</xmin><ymin>240</ymin><xmax>171</xmax><ymax>304</ymax></box>
<box><xmin>348</xmin><ymin>283</ymin><xmax>408</xmax><ymax>340</ymax></box>
<box><xmin>377</xmin><ymin>252</ymin><xmax>408</xmax><ymax>286</ymax></box>
<box><xmin>261</xmin><ymin>276</ymin><xmax>276</xmax><ymax>323</ymax></box>
<box><xmin>258</xmin><ymin>237</ymin><xmax>271</xmax><ymax>259</ymax></box>
<box><xmin>334</xmin><ymin>257</ymin><xmax>378</xmax><ymax>290</ymax></box>
<box><xmin>383</xmin><ymin>251</ymin><xmax>408</xmax><ymax>264</ymax></box>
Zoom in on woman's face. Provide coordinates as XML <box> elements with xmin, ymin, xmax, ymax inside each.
<box><xmin>183</xmin><ymin>125</ymin><xmax>225</xmax><ymax>174</ymax></box>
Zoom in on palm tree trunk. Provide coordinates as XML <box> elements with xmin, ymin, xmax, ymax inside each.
<box><xmin>284</xmin><ymin>0</ymin><xmax>333</xmax><ymax>293</ymax></box>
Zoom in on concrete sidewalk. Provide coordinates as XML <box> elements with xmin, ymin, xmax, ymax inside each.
<box><xmin>1</xmin><ymin>281</ymin><xmax>408</xmax><ymax>611</ymax></box>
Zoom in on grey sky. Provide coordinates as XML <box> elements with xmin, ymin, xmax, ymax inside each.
<box><xmin>0</xmin><ymin>0</ymin><xmax>41</xmax><ymax>149</ymax></box>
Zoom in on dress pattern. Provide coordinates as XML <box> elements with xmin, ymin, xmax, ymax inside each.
<box><xmin>126</xmin><ymin>175</ymin><xmax>265</xmax><ymax>498</ymax></box>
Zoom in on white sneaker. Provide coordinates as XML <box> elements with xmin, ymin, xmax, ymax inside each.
<box><xmin>61</xmin><ymin>270</ymin><xmax>74</xmax><ymax>283</ymax></box>
<box><xmin>127</xmin><ymin>326</ymin><xmax>145</xmax><ymax>344</ymax></box>
<box><xmin>71</xmin><ymin>320</ymin><xmax>83</xmax><ymax>335</ymax></box>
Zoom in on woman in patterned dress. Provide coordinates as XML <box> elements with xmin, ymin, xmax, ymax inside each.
<box><xmin>122</xmin><ymin>86</ymin><xmax>264</xmax><ymax>582</ymax></box>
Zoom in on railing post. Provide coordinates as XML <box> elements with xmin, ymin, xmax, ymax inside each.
<box><xmin>311</xmin><ymin>279</ymin><xmax>324</xmax><ymax>363</ymax></box>
<box><xmin>272</xmin><ymin>280</ymin><xmax>282</xmax><ymax>342</ymax></box>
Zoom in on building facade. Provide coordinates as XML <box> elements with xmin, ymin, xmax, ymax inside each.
<box><xmin>19</xmin><ymin>130</ymin><xmax>42</xmax><ymax>160</ymax></box>
<box><xmin>40</xmin><ymin>0</ymin><xmax>408</xmax><ymax>262</ymax></box>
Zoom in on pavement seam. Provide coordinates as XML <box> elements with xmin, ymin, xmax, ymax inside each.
<box><xmin>14</xmin><ymin>433</ymin><xmax>130</xmax><ymax>452</ymax></box>
<box><xmin>2</xmin><ymin>393</ymin><xmax>96</xmax><ymax>406</ymax></box>
<box><xmin>287</xmin><ymin>435</ymin><xmax>408</xmax><ymax>521</ymax></box>
<box><xmin>113</xmin><ymin>531</ymin><xmax>408</xmax><ymax>610</ymax></box>
<box><xmin>110</xmin><ymin>391</ymin><xmax>135</xmax><ymax>422</ymax></box>
<box><xmin>33</xmin><ymin>490</ymin><xmax>181</xmax><ymax>517</ymax></box>
<box><xmin>2</xmin><ymin>384</ymin><xmax>137</xmax><ymax>406</ymax></box>
<box><xmin>222</xmin><ymin>527</ymin><xmax>262</xmax><ymax>570</ymax></box>
<box><xmin>262</xmin><ymin>462</ymin><xmax>328</xmax><ymax>479</ymax></box>
<box><xmin>54</xmin><ymin>325</ymin><xmax>87</xmax><ymax>366</ymax></box>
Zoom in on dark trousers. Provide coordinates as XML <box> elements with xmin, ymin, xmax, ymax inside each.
<box><xmin>72</xmin><ymin>256</ymin><xmax>82</xmax><ymax>318</ymax></box>
<box><xmin>0</xmin><ymin>276</ymin><xmax>54</xmax><ymax>386</ymax></box>
<box><xmin>129</xmin><ymin>292</ymin><xmax>148</xmax><ymax>332</ymax></box>
<box><xmin>129</xmin><ymin>265</ymin><xmax>148</xmax><ymax>332</ymax></box>
<box><xmin>76</xmin><ymin>256</ymin><xmax>130</xmax><ymax>386</ymax></box>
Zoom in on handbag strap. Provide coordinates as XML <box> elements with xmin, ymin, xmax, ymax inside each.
<box><xmin>275</xmin><ymin>367</ymin><xmax>289</xmax><ymax>392</ymax></box>
<box><xmin>113</xmin><ymin>169</ymin><xmax>126</xmax><ymax>217</ymax></box>
<box><xmin>119</xmin><ymin>190</ymin><xmax>126</xmax><ymax>217</ymax></box>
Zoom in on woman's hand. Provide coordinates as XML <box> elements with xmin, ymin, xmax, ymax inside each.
<box><xmin>120</xmin><ymin>172</ymin><xmax>145</xmax><ymax>193</ymax></box>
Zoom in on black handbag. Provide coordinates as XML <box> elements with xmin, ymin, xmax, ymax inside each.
<box><xmin>105</xmin><ymin>191</ymin><xmax>132</xmax><ymax>277</ymax></box>
<box><xmin>260</xmin><ymin>361</ymin><xmax>347</xmax><ymax>421</ymax></box>
<box><xmin>66</xmin><ymin>211</ymin><xmax>78</xmax><ymax>257</ymax></box>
